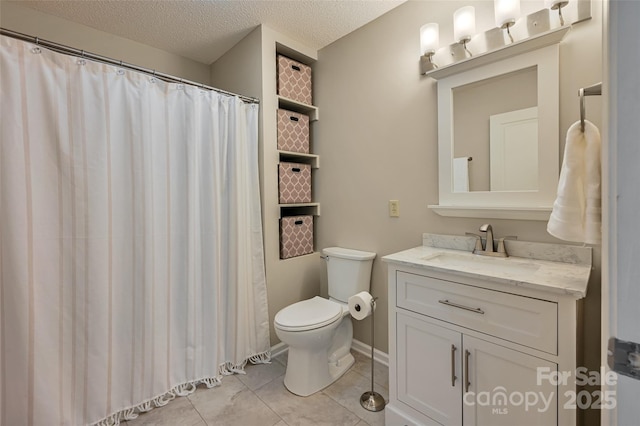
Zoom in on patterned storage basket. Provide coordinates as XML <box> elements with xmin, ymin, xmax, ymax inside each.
<box><xmin>278</xmin><ymin>162</ymin><xmax>311</xmax><ymax>204</ymax></box>
<box><xmin>277</xmin><ymin>109</ymin><xmax>310</xmax><ymax>153</ymax></box>
<box><xmin>277</xmin><ymin>55</ymin><xmax>312</xmax><ymax>105</ymax></box>
<box><xmin>280</xmin><ymin>215</ymin><xmax>313</xmax><ymax>259</ymax></box>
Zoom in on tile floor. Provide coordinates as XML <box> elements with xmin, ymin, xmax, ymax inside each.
<box><xmin>122</xmin><ymin>350</ymin><xmax>389</xmax><ymax>426</ymax></box>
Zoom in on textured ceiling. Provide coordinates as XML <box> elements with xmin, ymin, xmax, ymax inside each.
<box><xmin>9</xmin><ymin>0</ymin><xmax>407</xmax><ymax>64</ymax></box>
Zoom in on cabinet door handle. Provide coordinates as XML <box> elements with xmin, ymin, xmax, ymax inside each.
<box><xmin>464</xmin><ymin>349</ymin><xmax>471</xmax><ymax>393</ymax></box>
<box><xmin>438</xmin><ymin>299</ymin><xmax>485</xmax><ymax>315</ymax></box>
<box><xmin>451</xmin><ymin>344</ymin><xmax>457</xmax><ymax>387</ymax></box>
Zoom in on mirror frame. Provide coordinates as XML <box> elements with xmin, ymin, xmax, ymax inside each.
<box><xmin>430</xmin><ymin>44</ymin><xmax>561</xmax><ymax>221</ymax></box>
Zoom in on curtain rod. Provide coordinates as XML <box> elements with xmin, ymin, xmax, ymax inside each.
<box><xmin>0</xmin><ymin>28</ymin><xmax>260</xmax><ymax>105</ymax></box>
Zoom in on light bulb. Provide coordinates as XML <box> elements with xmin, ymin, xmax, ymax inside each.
<box><xmin>420</xmin><ymin>23</ymin><xmax>439</xmax><ymax>56</ymax></box>
<box><xmin>494</xmin><ymin>0</ymin><xmax>520</xmax><ymax>29</ymax></box>
<box><xmin>454</xmin><ymin>6</ymin><xmax>476</xmax><ymax>44</ymax></box>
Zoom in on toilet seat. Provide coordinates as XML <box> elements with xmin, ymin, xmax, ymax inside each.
<box><xmin>275</xmin><ymin>296</ymin><xmax>343</xmax><ymax>332</ymax></box>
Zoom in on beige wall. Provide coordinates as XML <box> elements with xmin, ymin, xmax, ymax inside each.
<box><xmin>209</xmin><ymin>27</ymin><xmax>263</xmax><ymax>101</ymax></box>
<box><xmin>314</xmin><ymin>0</ymin><xmax>602</xmax><ymax>408</ymax></box>
<box><xmin>0</xmin><ymin>2</ymin><xmax>211</xmax><ymax>84</ymax></box>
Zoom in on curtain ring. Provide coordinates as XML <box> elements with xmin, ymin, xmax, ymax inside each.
<box><xmin>76</xmin><ymin>50</ymin><xmax>86</xmax><ymax>65</ymax></box>
<box><xmin>31</xmin><ymin>37</ymin><xmax>42</xmax><ymax>54</ymax></box>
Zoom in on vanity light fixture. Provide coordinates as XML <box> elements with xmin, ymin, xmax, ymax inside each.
<box><xmin>545</xmin><ymin>0</ymin><xmax>570</xmax><ymax>26</ymax></box>
<box><xmin>453</xmin><ymin>6</ymin><xmax>476</xmax><ymax>57</ymax></box>
<box><xmin>419</xmin><ymin>0</ymin><xmax>589</xmax><ymax>77</ymax></box>
<box><xmin>494</xmin><ymin>0</ymin><xmax>521</xmax><ymax>43</ymax></box>
<box><xmin>420</xmin><ymin>23</ymin><xmax>439</xmax><ymax>74</ymax></box>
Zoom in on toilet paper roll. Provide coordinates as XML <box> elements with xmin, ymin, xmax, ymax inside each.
<box><xmin>348</xmin><ymin>291</ymin><xmax>375</xmax><ymax>321</ymax></box>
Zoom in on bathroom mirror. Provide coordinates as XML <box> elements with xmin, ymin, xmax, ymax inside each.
<box><xmin>453</xmin><ymin>67</ymin><xmax>538</xmax><ymax>192</ymax></box>
<box><xmin>429</xmin><ymin>42</ymin><xmax>561</xmax><ymax>220</ymax></box>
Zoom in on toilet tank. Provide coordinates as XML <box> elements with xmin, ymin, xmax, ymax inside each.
<box><xmin>323</xmin><ymin>247</ymin><xmax>376</xmax><ymax>303</ymax></box>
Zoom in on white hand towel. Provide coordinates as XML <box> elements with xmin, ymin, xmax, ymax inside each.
<box><xmin>453</xmin><ymin>157</ymin><xmax>470</xmax><ymax>192</ymax></box>
<box><xmin>547</xmin><ymin>120</ymin><xmax>601</xmax><ymax>244</ymax></box>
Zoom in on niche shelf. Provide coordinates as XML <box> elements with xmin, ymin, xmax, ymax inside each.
<box><xmin>278</xmin><ymin>150</ymin><xmax>319</xmax><ymax>169</ymax></box>
<box><xmin>278</xmin><ymin>203</ymin><xmax>320</xmax><ymax>219</ymax></box>
<box><xmin>277</xmin><ymin>95</ymin><xmax>319</xmax><ymax>121</ymax></box>
<box><xmin>275</xmin><ymin>40</ymin><xmax>320</xmax><ymax>260</ymax></box>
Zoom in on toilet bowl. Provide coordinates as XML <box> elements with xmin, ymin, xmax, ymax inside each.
<box><xmin>275</xmin><ymin>296</ymin><xmax>354</xmax><ymax>396</ymax></box>
<box><xmin>274</xmin><ymin>247</ymin><xmax>376</xmax><ymax>396</ymax></box>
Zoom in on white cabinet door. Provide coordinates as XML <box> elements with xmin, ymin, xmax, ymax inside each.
<box><xmin>462</xmin><ymin>335</ymin><xmax>557</xmax><ymax>426</ymax></box>
<box><xmin>397</xmin><ymin>312</ymin><xmax>463</xmax><ymax>425</ymax></box>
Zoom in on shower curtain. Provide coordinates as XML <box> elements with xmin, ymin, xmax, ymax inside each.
<box><xmin>0</xmin><ymin>36</ymin><xmax>270</xmax><ymax>425</ymax></box>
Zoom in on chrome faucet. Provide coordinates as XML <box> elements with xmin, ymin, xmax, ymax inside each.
<box><xmin>479</xmin><ymin>224</ymin><xmax>495</xmax><ymax>253</ymax></box>
<box><xmin>466</xmin><ymin>224</ymin><xmax>516</xmax><ymax>258</ymax></box>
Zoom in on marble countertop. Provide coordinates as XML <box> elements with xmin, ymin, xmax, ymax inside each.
<box><xmin>382</xmin><ymin>234</ymin><xmax>592</xmax><ymax>299</ymax></box>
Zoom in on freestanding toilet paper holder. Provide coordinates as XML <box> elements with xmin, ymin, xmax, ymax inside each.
<box><xmin>358</xmin><ymin>296</ymin><xmax>386</xmax><ymax>412</ymax></box>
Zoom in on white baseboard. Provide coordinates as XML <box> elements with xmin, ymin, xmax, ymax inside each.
<box><xmin>351</xmin><ymin>339</ymin><xmax>389</xmax><ymax>367</ymax></box>
<box><xmin>270</xmin><ymin>339</ymin><xmax>388</xmax><ymax>367</ymax></box>
<box><xmin>269</xmin><ymin>341</ymin><xmax>288</xmax><ymax>358</ymax></box>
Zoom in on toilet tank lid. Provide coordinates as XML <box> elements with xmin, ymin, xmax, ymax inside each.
<box><xmin>322</xmin><ymin>247</ymin><xmax>376</xmax><ymax>261</ymax></box>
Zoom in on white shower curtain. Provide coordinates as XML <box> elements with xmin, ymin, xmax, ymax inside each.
<box><xmin>0</xmin><ymin>36</ymin><xmax>270</xmax><ymax>425</ymax></box>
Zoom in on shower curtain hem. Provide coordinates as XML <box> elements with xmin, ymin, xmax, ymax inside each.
<box><xmin>91</xmin><ymin>349</ymin><xmax>271</xmax><ymax>426</ymax></box>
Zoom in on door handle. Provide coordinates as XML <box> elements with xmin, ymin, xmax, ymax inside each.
<box><xmin>464</xmin><ymin>349</ymin><xmax>471</xmax><ymax>393</ymax></box>
<box><xmin>451</xmin><ymin>344</ymin><xmax>457</xmax><ymax>387</ymax></box>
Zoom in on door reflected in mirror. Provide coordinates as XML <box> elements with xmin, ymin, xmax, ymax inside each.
<box><xmin>490</xmin><ymin>106</ymin><xmax>538</xmax><ymax>191</ymax></box>
<box><xmin>452</xmin><ymin>67</ymin><xmax>538</xmax><ymax>192</ymax></box>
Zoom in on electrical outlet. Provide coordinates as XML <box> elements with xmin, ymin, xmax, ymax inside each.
<box><xmin>389</xmin><ymin>200</ymin><xmax>400</xmax><ymax>217</ymax></box>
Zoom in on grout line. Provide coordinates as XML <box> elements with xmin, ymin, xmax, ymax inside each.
<box><xmin>351</xmin><ymin>352</ymin><xmax>389</xmax><ymax>392</ymax></box>
<box><xmin>319</xmin><ymin>358</ymin><xmax>386</xmax><ymax>426</ymax></box>
<box><xmin>187</xmin><ymin>395</ymin><xmax>208</xmax><ymax>426</ymax></box>
<box><xmin>321</xmin><ymin>388</ymin><xmax>369</xmax><ymax>425</ymax></box>
<box><xmin>248</xmin><ymin>374</ymin><xmax>286</xmax><ymax>425</ymax></box>
<box><xmin>242</xmin><ymin>363</ymin><xmax>290</xmax><ymax>423</ymax></box>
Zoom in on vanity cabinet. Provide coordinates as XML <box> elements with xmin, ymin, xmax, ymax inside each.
<box><xmin>386</xmin><ymin>265</ymin><xmax>581</xmax><ymax>426</ymax></box>
<box><xmin>397</xmin><ymin>313</ymin><xmax>462</xmax><ymax>425</ymax></box>
<box><xmin>462</xmin><ymin>334</ymin><xmax>556</xmax><ymax>426</ymax></box>
<box><xmin>397</xmin><ymin>313</ymin><xmax>557</xmax><ymax>426</ymax></box>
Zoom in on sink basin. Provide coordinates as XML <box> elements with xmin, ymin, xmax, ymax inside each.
<box><xmin>421</xmin><ymin>252</ymin><xmax>540</xmax><ymax>275</ymax></box>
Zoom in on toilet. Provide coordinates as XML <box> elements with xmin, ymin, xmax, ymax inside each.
<box><xmin>274</xmin><ymin>247</ymin><xmax>376</xmax><ymax>396</ymax></box>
